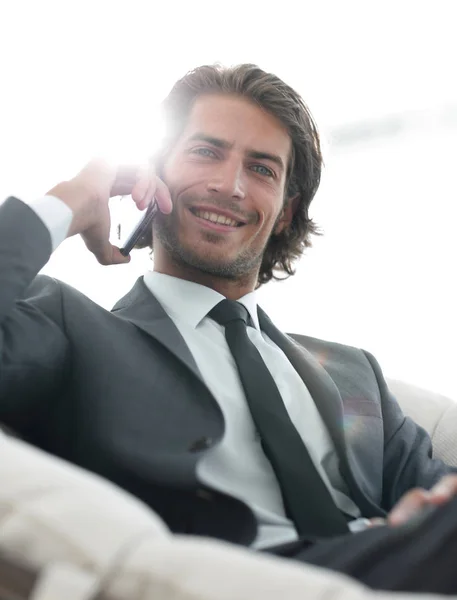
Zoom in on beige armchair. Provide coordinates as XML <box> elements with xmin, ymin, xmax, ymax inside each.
<box><xmin>1</xmin><ymin>379</ymin><xmax>456</xmax><ymax>600</ymax></box>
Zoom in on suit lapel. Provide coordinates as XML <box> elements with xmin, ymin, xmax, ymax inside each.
<box><xmin>111</xmin><ymin>276</ymin><xmax>204</xmax><ymax>384</ymax></box>
<box><xmin>258</xmin><ymin>307</ymin><xmax>346</xmax><ymax>454</ymax></box>
<box><xmin>258</xmin><ymin>307</ymin><xmax>382</xmax><ymax>516</ymax></box>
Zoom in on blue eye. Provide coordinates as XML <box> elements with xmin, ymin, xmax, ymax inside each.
<box><xmin>193</xmin><ymin>147</ymin><xmax>217</xmax><ymax>158</ymax></box>
<box><xmin>252</xmin><ymin>165</ymin><xmax>274</xmax><ymax>177</ymax></box>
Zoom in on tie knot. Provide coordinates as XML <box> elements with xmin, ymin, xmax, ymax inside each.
<box><xmin>209</xmin><ymin>299</ymin><xmax>250</xmax><ymax>327</ymax></box>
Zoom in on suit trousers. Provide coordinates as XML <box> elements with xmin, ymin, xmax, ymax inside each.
<box><xmin>263</xmin><ymin>495</ymin><xmax>457</xmax><ymax>594</ymax></box>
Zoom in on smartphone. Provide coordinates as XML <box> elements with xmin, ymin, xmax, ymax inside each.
<box><xmin>118</xmin><ymin>198</ymin><xmax>158</xmax><ymax>256</ymax></box>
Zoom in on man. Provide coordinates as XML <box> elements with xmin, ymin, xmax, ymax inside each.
<box><xmin>1</xmin><ymin>63</ymin><xmax>457</xmax><ymax>593</ymax></box>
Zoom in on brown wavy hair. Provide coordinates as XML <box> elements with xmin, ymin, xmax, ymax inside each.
<box><xmin>136</xmin><ymin>63</ymin><xmax>323</xmax><ymax>286</ymax></box>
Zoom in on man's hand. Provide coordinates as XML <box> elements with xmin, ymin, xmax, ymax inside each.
<box><xmin>47</xmin><ymin>159</ymin><xmax>172</xmax><ymax>266</ymax></box>
<box><xmin>387</xmin><ymin>474</ymin><xmax>457</xmax><ymax>526</ymax></box>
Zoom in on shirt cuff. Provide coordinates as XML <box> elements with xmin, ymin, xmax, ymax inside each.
<box><xmin>348</xmin><ymin>518</ymin><xmax>374</xmax><ymax>533</ymax></box>
<box><xmin>20</xmin><ymin>195</ymin><xmax>73</xmax><ymax>252</ymax></box>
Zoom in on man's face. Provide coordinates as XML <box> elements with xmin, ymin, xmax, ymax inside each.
<box><xmin>155</xmin><ymin>94</ymin><xmax>293</xmax><ymax>282</ymax></box>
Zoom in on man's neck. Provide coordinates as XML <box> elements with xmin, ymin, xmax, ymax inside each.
<box><xmin>152</xmin><ymin>264</ymin><xmax>257</xmax><ymax>300</ymax></box>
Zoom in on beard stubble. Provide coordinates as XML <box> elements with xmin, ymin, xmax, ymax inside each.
<box><xmin>153</xmin><ymin>206</ymin><xmax>269</xmax><ymax>281</ymax></box>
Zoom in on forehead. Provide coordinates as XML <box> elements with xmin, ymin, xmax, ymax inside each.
<box><xmin>179</xmin><ymin>94</ymin><xmax>291</xmax><ymax>162</ymax></box>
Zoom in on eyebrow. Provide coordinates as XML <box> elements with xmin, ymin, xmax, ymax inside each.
<box><xmin>187</xmin><ymin>133</ymin><xmax>286</xmax><ymax>173</ymax></box>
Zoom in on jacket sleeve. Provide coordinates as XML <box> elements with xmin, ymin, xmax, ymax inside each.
<box><xmin>363</xmin><ymin>350</ymin><xmax>457</xmax><ymax>511</ymax></box>
<box><xmin>0</xmin><ymin>197</ymin><xmax>70</xmax><ymax>442</ymax></box>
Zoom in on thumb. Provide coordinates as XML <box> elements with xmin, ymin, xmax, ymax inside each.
<box><xmin>82</xmin><ymin>232</ymin><xmax>131</xmax><ymax>266</ymax></box>
<box><xmin>96</xmin><ymin>244</ymin><xmax>131</xmax><ymax>266</ymax></box>
<box><xmin>108</xmin><ymin>244</ymin><xmax>132</xmax><ymax>265</ymax></box>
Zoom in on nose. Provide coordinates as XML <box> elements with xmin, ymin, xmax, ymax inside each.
<box><xmin>206</xmin><ymin>159</ymin><xmax>246</xmax><ymax>200</ymax></box>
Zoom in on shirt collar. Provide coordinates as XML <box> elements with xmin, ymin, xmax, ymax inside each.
<box><xmin>143</xmin><ymin>271</ymin><xmax>260</xmax><ymax>330</ymax></box>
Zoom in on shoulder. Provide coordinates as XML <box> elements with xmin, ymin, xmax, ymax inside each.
<box><xmin>287</xmin><ymin>331</ymin><xmax>364</xmax><ymax>358</ymax></box>
<box><xmin>24</xmin><ymin>274</ymin><xmax>104</xmax><ymax>316</ymax></box>
<box><xmin>25</xmin><ymin>274</ymin><xmax>62</xmax><ymax>298</ymax></box>
<box><xmin>287</xmin><ymin>331</ymin><xmax>381</xmax><ymax>386</ymax></box>
<box><xmin>26</xmin><ymin>274</ymin><xmax>89</xmax><ymax>301</ymax></box>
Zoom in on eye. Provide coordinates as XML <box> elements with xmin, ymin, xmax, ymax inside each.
<box><xmin>251</xmin><ymin>164</ymin><xmax>274</xmax><ymax>178</ymax></box>
<box><xmin>192</xmin><ymin>147</ymin><xmax>217</xmax><ymax>158</ymax></box>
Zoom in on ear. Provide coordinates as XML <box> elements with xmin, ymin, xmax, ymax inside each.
<box><xmin>274</xmin><ymin>194</ymin><xmax>300</xmax><ymax>235</ymax></box>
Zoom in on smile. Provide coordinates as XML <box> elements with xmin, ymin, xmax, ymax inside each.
<box><xmin>189</xmin><ymin>208</ymin><xmax>245</xmax><ymax>228</ymax></box>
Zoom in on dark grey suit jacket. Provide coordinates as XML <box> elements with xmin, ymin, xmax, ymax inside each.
<box><xmin>0</xmin><ymin>196</ymin><xmax>455</xmax><ymax>545</ymax></box>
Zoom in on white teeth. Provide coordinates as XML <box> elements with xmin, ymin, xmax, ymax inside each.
<box><xmin>194</xmin><ymin>210</ymin><xmax>239</xmax><ymax>227</ymax></box>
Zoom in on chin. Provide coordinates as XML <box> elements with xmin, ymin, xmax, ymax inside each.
<box><xmin>182</xmin><ymin>252</ymin><xmax>239</xmax><ymax>279</ymax></box>
<box><xmin>156</xmin><ymin>221</ymin><xmax>258</xmax><ymax>279</ymax></box>
<box><xmin>182</xmin><ymin>244</ymin><xmax>260</xmax><ymax>280</ymax></box>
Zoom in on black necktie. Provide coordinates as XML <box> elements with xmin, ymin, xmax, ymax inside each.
<box><xmin>209</xmin><ymin>299</ymin><xmax>349</xmax><ymax>538</ymax></box>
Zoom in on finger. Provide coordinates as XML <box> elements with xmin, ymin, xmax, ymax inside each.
<box><xmin>154</xmin><ymin>177</ymin><xmax>173</xmax><ymax>214</ymax></box>
<box><xmin>388</xmin><ymin>489</ymin><xmax>431</xmax><ymax>526</ymax></box>
<box><xmin>108</xmin><ymin>245</ymin><xmax>131</xmax><ymax>265</ymax></box>
<box><xmin>131</xmin><ymin>169</ymin><xmax>155</xmax><ymax>209</ymax></box>
<box><xmin>82</xmin><ymin>233</ymin><xmax>131</xmax><ymax>266</ymax></box>
<box><xmin>132</xmin><ymin>175</ymin><xmax>172</xmax><ymax>213</ymax></box>
<box><xmin>367</xmin><ymin>518</ymin><xmax>387</xmax><ymax>528</ymax></box>
<box><xmin>96</xmin><ymin>245</ymin><xmax>131</xmax><ymax>266</ymax></box>
<box><xmin>111</xmin><ymin>165</ymin><xmax>143</xmax><ymax>198</ymax></box>
<box><xmin>429</xmin><ymin>475</ymin><xmax>457</xmax><ymax>502</ymax></box>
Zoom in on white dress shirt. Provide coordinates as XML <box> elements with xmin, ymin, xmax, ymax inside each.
<box><xmin>22</xmin><ymin>195</ymin><xmax>369</xmax><ymax>547</ymax></box>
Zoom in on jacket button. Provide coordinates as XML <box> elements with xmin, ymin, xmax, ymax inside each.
<box><xmin>188</xmin><ymin>436</ymin><xmax>213</xmax><ymax>453</ymax></box>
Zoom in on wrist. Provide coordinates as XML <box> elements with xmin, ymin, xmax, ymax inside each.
<box><xmin>45</xmin><ymin>179</ymin><xmax>95</xmax><ymax>238</ymax></box>
<box><xmin>46</xmin><ymin>179</ymin><xmax>92</xmax><ymax>213</ymax></box>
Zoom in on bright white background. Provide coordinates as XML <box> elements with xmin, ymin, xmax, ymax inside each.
<box><xmin>0</xmin><ymin>0</ymin><xmax>456</xmax><ymax>398</ymax></box>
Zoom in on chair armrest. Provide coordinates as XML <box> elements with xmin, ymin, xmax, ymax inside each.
<box><xmin>0</xmin><ymin>435</ymin><xmax>169</xmax><ymax>577</ymax></box>
<box><xmin>0</xmin><ymin>421</ymin><xmax>447</xmax><ymax>599</ymax></box>
<box><xmin>387</xmin><ymin>378</ymin><xmax>457</xmax><ymax>465</ymax></box>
